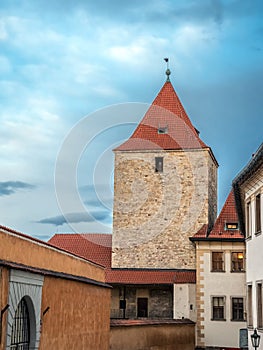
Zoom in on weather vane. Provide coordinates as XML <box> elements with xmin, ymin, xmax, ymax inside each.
<box><xmin>164</xmin><ymin>58</ymin><xmax>171</xmax><ymax>81</ymax></box>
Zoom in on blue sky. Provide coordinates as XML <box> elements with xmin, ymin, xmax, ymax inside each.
<box><xmin>0</xmin><ymin>0</ymin><xmax>262</xmax><ymax>240</ymax></box>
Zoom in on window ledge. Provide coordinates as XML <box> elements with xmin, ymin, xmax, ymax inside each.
<box><xmin>255</xmin><ymin>231</ymin><xmax>262</xmax><ymax>236</ymax></box>
<box><xmin>231</xmin><ymin>270</ymin><xmax>245</xmax><ymax>273</ymax></box>
<box><xmin>211</xmin><ymin>319</ymin><xmax>226</xmax><ymax>321</ymax></box>
<box><xmin>211</xmin><ymin>271</ymin><xmax>226</xmax><ymax>273</ymax></box>
<box><xmin>231</xmin><ymin>319</ymin><xmax>246</xmax><ymax>322</ymax></box>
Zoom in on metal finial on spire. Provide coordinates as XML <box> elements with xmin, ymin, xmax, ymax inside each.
<box><xmin>164</xmin><ymin>58</ymin><xmax>171</xmax><ymax>81</ymax></box>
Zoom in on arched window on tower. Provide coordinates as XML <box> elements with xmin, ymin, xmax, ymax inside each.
<box><xmin>10</xmin><ymin>297</ymin><xmax>30</xmax><ymax>350</ymax></box>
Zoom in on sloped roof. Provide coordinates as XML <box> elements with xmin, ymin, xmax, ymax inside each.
<box><xmin>49</xmin><ymin>233</ymin><xmax>196</xmax><ymax>284</ymax></box>
<box><xmin>115</xmin><ymin>80</ymin><xmax>209</xmax><ymax>152</ymax></box>
<box><xmin>106</xmin><ymin>269</ymin><xmax>195</xmax><ymax>284</ymax></box>
<box><xmin>49</xmin><ymin>233</ymin><xmax>112</xmax><ymax>268</ymax></box>
<box><xmin>191</xmin><ymin>190</ymin><xmax>244</xmax><ymax>241</ymax></box>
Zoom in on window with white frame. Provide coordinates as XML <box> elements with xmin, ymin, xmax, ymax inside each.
<box><xmin>212</xmin><ymin>296</ymin><xmax>225</xmax><ymax>320</ymax></box>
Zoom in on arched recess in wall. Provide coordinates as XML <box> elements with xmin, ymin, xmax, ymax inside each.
<box><xmin>5</xmin><ymin>270</ymin><xmax>44</xmax><ymax>350</ymax></box>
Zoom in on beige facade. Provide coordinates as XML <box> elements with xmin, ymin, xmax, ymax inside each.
<box><xmin>195</xmin><ymin>241</ymin><xmax>246</xmax><ymax>348</ymax></box>
<box><xmin>112</xmin><ymin>149</ymin><xmax>217</xmax><ymax>269</ymax></box>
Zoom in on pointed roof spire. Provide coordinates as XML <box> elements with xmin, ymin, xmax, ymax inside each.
<box><xmin>115</xmin><ymin>65</ymin><xmax>217</xmax><ymax>158</ymax></box>
<box><xmin>164</xmin><ymin>58</ymin><xmax>171</xmax><ymax>82</ymax></box>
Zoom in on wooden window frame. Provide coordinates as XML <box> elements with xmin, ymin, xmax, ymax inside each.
<box><xmin>231</xmin><ymin>252</ymin><xmax>245</xmax><ymax>272</ymax></box>
<box><xmin>211</xmin><ymin>251</ymin><xmax>225</xmax><ymax>272</ymax></box>
<box><xmin>231</xmin><ymin>297</ymin><xmax>245</xmax><ymax>321</ymax></box>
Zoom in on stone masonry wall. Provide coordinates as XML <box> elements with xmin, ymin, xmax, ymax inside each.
<box><xmin>112</xmin><ymin>149</ymin><xmax>217</xmax><ymax>269</ymax></box>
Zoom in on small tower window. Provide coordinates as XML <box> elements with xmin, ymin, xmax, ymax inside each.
<box><xmin>158</xmin><ymin>126</ymin><xmax>168</xmax><ymax>134</ymax></box>
<box><xmin>155</xmin><ymin>157</ymin><xmax>163</xmax><ymax>173</ymax></box>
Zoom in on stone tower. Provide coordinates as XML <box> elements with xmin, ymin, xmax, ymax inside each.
<box><xmin>112</xmin><ymin>70</ymin><xmax>218</xmax><ymax>269</ymax></box>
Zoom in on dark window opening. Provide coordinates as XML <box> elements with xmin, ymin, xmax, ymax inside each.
<box><xmin>257</xmin><ymin>283</ymin><xmax>263</xmax><ymax>328</ymax></box>
<box><xmin>155</xmin><ymin>157</ymin><xmax>163</xmax><ymax>173</ymax></box>
<box><xmin>247</xmin><ymin>285</ymin><xmax>253</xmax><ymax>326</ymax></box>
<box><xmin>10</xmin><ymin>297</ymin><xmax>30</xmax><ymax>350</ymax></box>
<box><xmin>232</xmin><ymin>297</ymin><xmax>244</xmax><ymax>321</ymax></box>
<box><xmin>137</xmin><ymin>297</ymin><xmax>148</xmax><ymax>318</ymax></box>
<box><xmin>158</xmin><ymin>126</ymin><xmax>168</xmax><ymax>134</ymax></box>
<box><xmin>256</xmin><ymin>194</ymin><xmax>261</xmax><ymax>233</ymax></box>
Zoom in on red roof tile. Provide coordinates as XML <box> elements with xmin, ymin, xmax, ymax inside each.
<box><xmin>115</xmin><ymin>81</ymin><xmax>208</xmax><ymax>151</ymax></box>
<box><xmin>191</xmin><ymin>191</ymin><xmax>244</xmax><ymax>240</ymax></box>
<box><xmin>49</xmin><ymin>233</ymin><xmax>196</xmax><ymax>284</ymax></box>
<box><xmin>106</xmin><ymin>269</ymin><xmax>195</xmax><ymax>285</ymax></box>
<box><xmin>208</xmin><ymin>190</ymin><xmax>243</xmax><ymax>239</ymax></box>
<box><xmin>48</xmin><ymin>233</ymin><xmax>112</xmax><ymax>268</ymax></box>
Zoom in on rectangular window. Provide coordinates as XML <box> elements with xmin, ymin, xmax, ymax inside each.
<box><xmin>247</xmin><ymin>284</ymin><xmax>253</xmax><ymax>327</ymax></box>
<box><xmin>211</xmin><ymin>252</ymin><xmax>224</xmax><ymax>272</ymax></box>
<box><xmin>256</xmin><ymin>194</ymin><xmax>261</xmax><ymax>233</ymax></box>
<box><xmin>257</xmin><ymin>283</ymin><xmax>263</xmax><ymax>328</ymax></box>
<box><xmin>231</xmin><ymin>252</ymin><xmax>245</xmax><ymax>272</ymax></box>
<box><xmin>137</xmin><ymin>297</ymin><xmax>148</xmax><ymax>318</ymax></box>
<box><xmin>212</xmin><ymin>296</ymin><xmax>225</xmax><ymax>320</ymax></box>
<box><xmin>246</xmin><ymin>201</ymin><xmax>251</xmax><ymax>237</ymax></box>
<box><xmin>225</xmin><ymin>222</ymin><xmax>239</xmax><ymax>230</ymax></box>
<box><xmin>232</xmin><ymin>297</ymin><xmax>244</xmax><ymax>321</ymax></box>
<box><xmin>155</xmin><ymin>157</ymin><xmax>163</xmax><ymax>173</ymax></box>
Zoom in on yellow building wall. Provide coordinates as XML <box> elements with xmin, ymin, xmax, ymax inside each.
<box><xmin>40</xmin><ymin>276</ymin><xmax>111</xmax><ymax>350</ymax></box>
<box><xmin>0</xmin><ymin>229</ymin><xmax>105</xmax><ymax>282</ymax></box>
<box><xmin>0</xmin><ymin>267</ymin><xmax>9</xmax><ymax>350</ymax></box>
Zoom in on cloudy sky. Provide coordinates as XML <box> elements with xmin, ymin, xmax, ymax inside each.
<box><xmin>0</xmin><ymin>0</ymin><xmax>262</xmax><ymax>241</ymax></box>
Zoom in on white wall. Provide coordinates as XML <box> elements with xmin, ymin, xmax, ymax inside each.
<box><xmin>245</xmin><ymin>181</ymin><xmax>263</xmax><ymax>350</ymax></box>
<box><xmin>173</xmin><ymin>284</ymin><xmax>196</xmax><ymax>321</ymax></box>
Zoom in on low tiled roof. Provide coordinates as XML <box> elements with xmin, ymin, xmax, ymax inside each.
<box><xmin>191</xmin><ymin>191</ymin><xmax>244</xmax><ymax>241</ymax></box>
<box><xmin>49</xmin><ymin>233</ymin><xmax>196</xmax><ymax>284</ymax></box>
<box><xmin>115</xmin><ymin>81</ymin><xmax>209</xmax><ymax>152</ymax></box>
<box><xmin>106</xmin><ymin>269</ymin><xmax>195</xmax><ymax>285</ymax></box>
<box><xmin>49</xmin><ymin>233</ymin><xmax>112</xmax><ymax>268</ymax></box>
<box><xmin>110</xmin><ymin>318</ymin><xmax>195</xmax><ymax>327</ymax></box>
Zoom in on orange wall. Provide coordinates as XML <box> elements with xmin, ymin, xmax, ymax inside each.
<box><xmin>40</xmin><ymin>276</ymin><xmax>111</xmax><ymax>350</ymax></box>
<box><xmin>0</xmin><ymin>230</ymin><xmax>105</xmax><ymax>282</ymax></box>
<box><xmin>0</xmin><ymin>267</ymin><xmax>9</xmax><ymax>350</ymax></box>
<box><xmin>110</xmin><ymin>323</ymin><xmax>195</xmax><ymax>350</ymax></box>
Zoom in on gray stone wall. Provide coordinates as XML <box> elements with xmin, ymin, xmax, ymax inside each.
<box><xmin>111</xmin><ymin>286</ymin><xmax>173</xmax><ymax>319</ymax></box>
<box><xmin>112</xmin><ymin>149</ymin><xmax>218</xmax><ymax>269</ymax></box>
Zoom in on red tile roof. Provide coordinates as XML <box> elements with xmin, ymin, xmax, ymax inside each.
<box><xmin>49</xmin><ymin>233</ymin><xmax>112</xmax><ymax>268</ymax></box>
<box><xmin>191</xmin><ymin>191</ymin><xmax>244</xmax><ymax>240</ymax></box>
<box><xmin>115</xmin><ymin>81</ymin><xmax>208</xmax><ymax>151</ymax></box>
<box><xmin>106</xmin><ymin>269</ymin><xmax>195</xmax><ymax>285</ymax></box>
<box><xmin>49</xmin><ymin>233</ymin><xmax>196</xmax><ymax>284</ymax></box>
